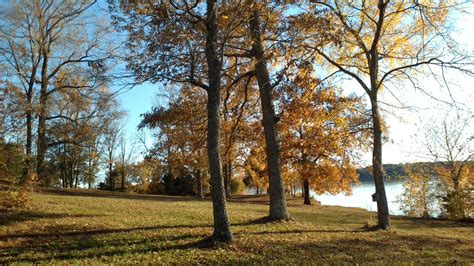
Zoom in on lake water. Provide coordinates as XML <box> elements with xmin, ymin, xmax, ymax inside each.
<box><xmin>312</xmin><ymin>181</ymin><xmax>406</xmax><ymax>215</ymax></box>
<box><xmin>246</xmin><ymin>181</ymin><xmax>417</xmax><ymax>215</ymax></box>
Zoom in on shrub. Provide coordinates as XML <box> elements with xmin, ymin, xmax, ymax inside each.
<box><xmin>231</xmin><ymin>178</ymin><xmax>245</xmax><ymax>195</ymax></box>
<box><xmin>0</xmin><ymin>173</ymin><xmax>36</xmax><ymax>210</ymax></box>
<box><xmin>440</xmin><ymin>189</ymin><xmax>472</xmax><ymax>220</ymax></box>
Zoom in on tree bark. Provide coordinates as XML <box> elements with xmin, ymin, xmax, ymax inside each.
<box><xmin>74</xmin><ymin>169</ymin><xmax>79</xmax><ymax>189</ymax></box>
<box><xmin>249</xmin><ymin>7</ymin><xmax>290</xmax><ymax>221</ymax></box>
<box><xmin>121</xmin><ymin>168</ymin><xmax>125</xmax><ymax>192</ymax></box>
<box><xmin>301</xmin><ymin>179</ymin><xmax>305</xmax><ymax>198</ymax></box>
<box><xmin>366</xmin><ymin>0</ymin><xmax>390</xmax><ymax>230</ymax></box>
<box><xmin>22</xmin><ymin>48</ymin><xmax>39</xmax><ymax>182</ymax></box>
<box><xmin>166</xmin><ymin>147</ymin><xmax>174</xmax><ymax>195</ymax></box>
<box><xmin>205</xmin><ymin>0</ymin><xmax>232</xmax><ymax>243</ymax></box>
<box><xmin>227</xmin><ymin>160</ymin><xmax>232</xmax><ymax>197</ymax></box>
<box><xmin>223</xmin><ymin>162</ymin><xmax>229</xmax><ymax>198</ymax></box>
<box><xmin>36</xmin><ymin>55</ymin><xmax>49</xmax><ymax>182</ymax></box>
<box><xmin>303</xmin><ymin>178</ymin><xmax>311</xmax><ymax>205</ymax></box>
<box><xmin>370</xmin><ymin>94</ymin><xmax>390</xmax><ymax>230</ymax></box>
<box><xmin>108</xmin><ymin>161</ymin><xmax>113</xmax><ymax>190</ymax></box>
<box><xmin>196</xmin><ymin>169</ymin><xmax>204</xmax><ymax>198</ymax></box>
<box><xmin>23</xmin><ymin>103</ymin><xmax>33</xmax><ymax>180</ymax></box>
<box><xmin>223</xmin><ymin>160</ymin><xmax>232</xmax><ymax>198</ymax></box>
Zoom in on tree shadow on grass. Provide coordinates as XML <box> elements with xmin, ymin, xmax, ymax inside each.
<box><xmin>0</xmin><ymin>230</ymin><xmax>216</xmax><ymax>264</ymax></box>
<box><xmin>0</xmin><ymin>210</ymin><xmax>103</xmax><ymax>226</ymax></box>
<box><xmin>392</xmin><ymin>216</ymin><xmax>474</xmax><ymax>229</ymax></box>
<box><xmin>236</xmin><ymin>228</ymin><xmax>366</xmax><ymax>236</ymax></box>
<box><xmin>284</xmin><ymin>233</ymin><xmax>473</xmax><ymax>263</ymax></box>
<box><xmin>0</xmin><ymin>215</ymin><xmax>365</xmax><ymax>263</ymax></box>
<box><xmin>0</xmin><ymin>223</ymin><xmax>211</xmax><ymax>241</ymax></box>
<box><xmin>3</xmin><ymin>215</ymin><xmax>471</xmax><ymax>264</ymax></box>
<box><xmin>232</xmin><ymin>216</ymin><xmax>276</xmax><ymax>226</ymax></box>
<box><xmin>39</xmin><ymin>188</ymin><xmax>210</xmax><ymax>203</ymax></box>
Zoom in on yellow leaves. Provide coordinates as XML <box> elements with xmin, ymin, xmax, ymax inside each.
<box><xmin>278</xmin><ymin>80</ymin><xmax>367</xmax><ymax>194</ymax></box>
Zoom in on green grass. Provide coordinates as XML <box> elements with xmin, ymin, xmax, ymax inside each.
<box><xmin>1</xmin><ymin>189</ymin><xmax>473</xmax><ymax>264</ymax></box>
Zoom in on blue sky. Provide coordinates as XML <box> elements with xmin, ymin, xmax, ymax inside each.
<box><xmin>114</xmin><ymin>4</ymin><xmax>474</xmax><ymax>166</ymax></box>
<box><xmin>117</xmin><ymin>83</ymin><xmax>157</xmax><ymax>137</ymax></box>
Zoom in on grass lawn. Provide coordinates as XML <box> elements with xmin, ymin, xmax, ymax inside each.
<box><xmin>1</xmin><ymin>189</ymin><xmax>473</xmax><ymax>264</ymax></box>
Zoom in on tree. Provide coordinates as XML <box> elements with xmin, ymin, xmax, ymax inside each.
<box><xmin>278</xmin><ymin>70</ymin><xmax>370</xmax><ymax>205</ymax></box>
<box><xmin>109</xmin><ymin>0</ymin><xmax>233</xmax><ymax>242</ymax></box>
<box><xmin>103</xmin><ymin>121</ymin><xmax>122</xmax><ymax>190</ymax></box>
<box><xmin>0</xmin><ymin>2</ymin><xmax>42</xmax><ymax>177</ymax></box>
<box><xmin>0</xmin><ymin>82</ymin><xmax>24</xmax><ymax>143</ymax></box>
<box><xmin>220</xmin><ymin>72</ymin><xmax>255</xmax><ymax>199</ymax></box>
<box><xmin>45</xmin><ymin>83</ymin><xmax>119</xmax><ymax>188</ymax></box>
<box><xmin>0</xmin><ymin>139</ymin><xmax>25</xmax><ymax>183</ymax></box>
<box><xmin>130</xmin><ymin>158</ymin><xmax>162</xmax><ymax>194</ymax></box>
<box><xmin>140</xmin><ymin>88</ymin><xmax>208</xmax><ymax>198</ymax></box>
<box><xmin>423</xmin><ymin>110</ymin><xmax>473</xmax><ymax>219</ymax></box>
<box><xmin>299</xmin><ymin>0</ymin><xmax>472</xmax><ymax>229</ymax></box>
<box><xmin>247</xmin><ymin>2</ymin><xmax>290</xmax><ymax>220</ymax></box>
<box><xmin>244</xmin><ymin>145</ymin><xmax>269</xmax><ymax>195</ymax></box>
<box><xmin>397</xmin><ymin>163</ymin><xmax>437</xmax><ymax>218</ymax></box>
<box><xmin>0</xmin><ymin>0</ymin><xmax>117</xmax><ymax>181</ymax></box>
<box><xmin>118</xmin><ymin>136</ymin><xmax>134</xmax><ymax>192</ymax></box>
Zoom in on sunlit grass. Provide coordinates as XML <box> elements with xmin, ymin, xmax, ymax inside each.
<box><xmin>0</xmin><ymin>190</ymin><xmax>472</xmax><ymax>264</ymax></box>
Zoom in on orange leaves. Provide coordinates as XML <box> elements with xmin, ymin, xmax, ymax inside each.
<box><xmin>278</xmin><ymin>68</ymin><xmax>369</xmax><ymax>194</ymax></box>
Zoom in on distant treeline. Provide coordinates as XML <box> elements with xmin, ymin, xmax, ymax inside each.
<box><xmin>357</xmin><ymin>162</ymin><xmax>453</xmax><ymax>183</ymax></box>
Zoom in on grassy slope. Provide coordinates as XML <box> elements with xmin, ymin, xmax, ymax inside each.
<box><xmin>0</xmin><ymin>190</ymin><xmax>472</xmax><ymax>264</ymax></box>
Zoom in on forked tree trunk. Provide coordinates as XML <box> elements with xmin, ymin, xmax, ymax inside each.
<box><xmin>370</xmin><ymin>94</ymin><xmax>390</xmax><ymax>230</ymax></box>
<box><xmin>303</xmin><ymin>178</ymin><xmax>311</xmax><ymax>205</ymax></box>
<box><xmin>205</xmin><ymin>0</ymin><xmax>232</xmax><ymax>243</ymax></box>
<box><xmin>249</xmin><ymin>5</ymin><xmax>290</xmax><ymax>221</ymax></box>
<box><xmin>22</xmin><ymin>63</ymin><xmax>37</xmax><ymax>181</ymax></box>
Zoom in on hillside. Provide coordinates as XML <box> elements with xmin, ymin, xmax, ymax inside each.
<box><xmin>1</xmin><ymin>189</ymin><xmax>472</xmax><ymax>264</ymax></box>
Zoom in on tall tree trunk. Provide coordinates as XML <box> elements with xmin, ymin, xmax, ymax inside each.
<box><xmin>69</xmin><ymin>159</ymin><xmax>74</xmax><ymax>188</ymax></box>
<box><xmin>205</xmin><ymin>0</ymin><xmax>232</xmax><ymax>243</ymax></box>
<box><xmin>36</xmin><ymin>91</ymin><xmax>47</xmax><ymax>182</ymax></box>
<box><xmin>301</xmin><ymin>180</ymin><xmax>305</xmax><ymax>198</ymax></box>
<box><xmin>22</xmin><ymin>61</ymin><xmax>38</xmax><ymax>181</ymax></box>
<box><xmin>36</xmin><ymin>48</ymin><xmax>49</xmax><ymax>182</ymax></box>
<box><xmin>303</xmin><ymin>178</ymin><xmax>311</xmax><ymax>205</ymax></box>
<box><xmin>227</xmin><ymin>160</ymin><xmax>232</xmax><ymax>197</ymax></box>
<box><xmin>61</xmin><ymin>144</ymin><xmax>66</xmax><ymax>188</ymax></box>
<box><xmin>108</xmin><ymin>162</ymin><xmax>113</xmax><ymax>190</ymax></box>
<box><xmin>249</xmin><ymin>7</ymin><xmax>290</xmax><ymax>221</ymax></box>
<box><xmin>223</xmin><ymin>162</ymin><xmax>229</xmax><ymax>197</ymax></box>
<box><xmin>196</xmin><ymin>169</ymin><xmax>204</xmax><ymax>198</ymax></box>
<box><xmin>292</xmin><ymin>180</ymin><xmax>296</xmax><ymax>198</ymax></box>
<box><xmin>23</xmin><ymin>106</ymin><xmax>33</xmax><ymax>180</ymax></box>
<box><xmin>121</xmin><ymin>168</ymin><xmax>125</xmax><ymax>192</ymax></box>
<box><xmin>223</xmin><ymin>160</ymin><xmax>232</xmax><ymax>198</ymax></box>
<box><xmin>74</xmin><ymin>169</ymin><xmax>79</xmax><ymax>189</ymax></box>
<box><xmin>166</xmin><ymin>148</ymin><xmax>174</xmax><ymax>195</ymax></box>
<box><xmin>370</xmin><ymin>94</ymin><xmax>390</xmax><ymax>230</ymax></box>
